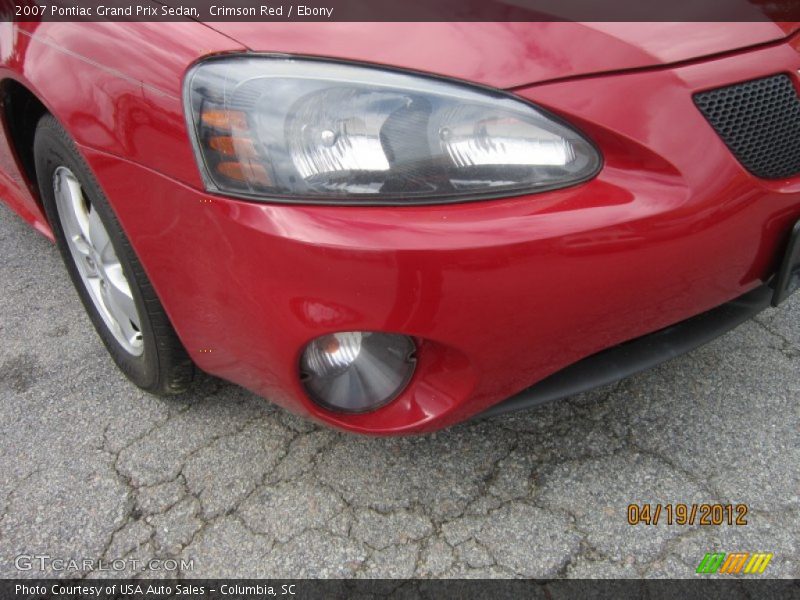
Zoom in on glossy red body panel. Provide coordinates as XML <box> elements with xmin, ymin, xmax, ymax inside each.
<box><xmin>205</xmin><ymin>22</ymin><xmax>800</xmax><ymax>89</ymax></box>
<box><xmin>1</xmin><ymin>22</ymin><xmax>800</xmax><ymax>433</ymax></box>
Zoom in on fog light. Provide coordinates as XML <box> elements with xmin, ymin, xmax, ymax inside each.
<box><xmin>300</xmin><ymin>332</ymin><xmax>416</xmax><ymax>413</ymax></box>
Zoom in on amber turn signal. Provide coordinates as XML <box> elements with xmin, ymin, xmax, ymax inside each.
<box><xmin>200</xmin><ymin>110</ymin><xmax>248</xmax><ymax>131</ymax></box>
<box><xmin>215</xmin><ymin>161</ymin><xmax>271</xmax><ymax>186</ymax></box>
<box><xmin>209</xmin><ymin>136</ymin><xmax>256</xmax><ymax>158</ymax></box>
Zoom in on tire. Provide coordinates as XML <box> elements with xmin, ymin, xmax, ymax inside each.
<box><xmin>34</xmin><ymin>113</ymin><xmax>194</xmax><ymax>394</ymax></box>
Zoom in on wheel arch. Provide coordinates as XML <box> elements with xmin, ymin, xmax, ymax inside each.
<box><xmin>0</xmin><ymin>78</ymin><xmax>50</xmax><ymax>218</ymax></box>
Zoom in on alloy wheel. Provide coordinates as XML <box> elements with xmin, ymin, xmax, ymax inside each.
<box><xmin>52</xmin><ymin>166</ymin><xmax>144</xmax><ymax>356</ymax></box>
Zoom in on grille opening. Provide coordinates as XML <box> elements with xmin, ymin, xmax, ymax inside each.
<box><xmin>694</xmin><ymin>74</ymin><xmax>800</xmax><ymax>180</ymax></box>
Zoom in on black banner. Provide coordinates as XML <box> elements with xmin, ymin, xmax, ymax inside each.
<box><xmin>3</xmin><ymin>0</ymin><xmax>800</xmax><ymax>22</ymax></box>
<box><xmin>2</xmin><ymin>579</ymin><xmax>800</xmax><ymax>600</ymax></box>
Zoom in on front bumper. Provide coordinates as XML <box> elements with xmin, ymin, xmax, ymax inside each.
<box><xmin>83</xmin><ymin>36</ymin><xmax>800</xmax><ymax>434</ymax></box>
<box><xmin>481</xmin><ymin>282</ymin><xmax>777</xmax><ymax>419</ymax></box>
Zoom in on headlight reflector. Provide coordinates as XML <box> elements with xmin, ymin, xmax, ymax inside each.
<box><xmin>300</xmin><ymin>332</ymin><xmax>416</xmax><ymax>413</ymax></box>
<box><xmin>185</xmin><ymin>57</ymin><xmax>601</xmax><ymax>204</ymax></box>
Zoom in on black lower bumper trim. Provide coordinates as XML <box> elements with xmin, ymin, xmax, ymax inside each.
<box><xmin>772</xmin><ymin>220</ymin><xmax>800</xmax><ymax>306</ymax></box>
<box><xmin>479</xmin><ymin>284</ymin><xmax>774</xmax><ymax>420</ymax></box>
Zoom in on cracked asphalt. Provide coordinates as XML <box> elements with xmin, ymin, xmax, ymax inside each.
<box><xmin>0</xmin><ymin>201</ymin><xmax>798</xmax><ymax>579</ymax></box>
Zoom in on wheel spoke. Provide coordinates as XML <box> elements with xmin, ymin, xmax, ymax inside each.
<box><xmin>104</xmin><ymin>263</ymin><xmax>139</xmax><ymax>328</ymax></box>
<box><xmin>55</xmin><ymin>170</ymin><xmax>86</xmax><ymax>245</ymax></box>
<box><xmin>70</xmin><ymin>234</ymin><xmax>92</xmax><ymax>257</ymax></box>
<box><xmin>100</xmin><ymin>279</ymin><xmax>140</xmax><ymax>345</ymax></box>
<box><xmin>64</xmin><ymin>173</ymin><xmax>91</xmax><ymax>242</ymax></box>
<box><xmin>87</xmin><ymin>277</ymin><xmax>114</xmax><ymax>323</ymax></box>
<box><xmin>87</xmin><ymin>206</ymin><xmax>112</xmax><ymax>261</ymax></box>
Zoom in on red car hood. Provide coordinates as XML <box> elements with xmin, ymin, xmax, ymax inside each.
<box><xmin>203</xmin><ymin>21</ymin><xmax>800</xmax><ymax>89</ymax></box>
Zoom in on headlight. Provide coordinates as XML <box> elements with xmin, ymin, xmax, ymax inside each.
<box><xmin>185</xmin><ymin>57</ymin><xmax>601</xmax><ymax>204</ymax></box>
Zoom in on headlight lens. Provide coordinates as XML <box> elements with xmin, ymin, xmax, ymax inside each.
<box><xmin>185</xmin><ymin>57</ymin><xmax>601</xmax><ymax>204</ymax></box>
<box><xmin>300</xmin><ymin>332</ymin><xmax>416</xmax><ymax>413</ymax></box>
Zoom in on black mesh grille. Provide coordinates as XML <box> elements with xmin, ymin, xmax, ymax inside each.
<box><xmin>693</xmin><ymin>74</ymin><xmax>800</xmax><ymax>180</ymax></box>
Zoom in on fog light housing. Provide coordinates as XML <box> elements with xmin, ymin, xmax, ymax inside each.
<box><xmin>300</xmin><ymin>332</ymin><xmax>416</xmax><ymax>413</ymax></box>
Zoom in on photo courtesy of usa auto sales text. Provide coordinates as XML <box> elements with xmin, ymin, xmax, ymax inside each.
<box><xmin>16</xmin><ymin>584</ymin><xmax>298</xmax><ymax>596</ymax></box>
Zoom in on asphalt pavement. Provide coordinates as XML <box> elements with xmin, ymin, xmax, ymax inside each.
<box><xmin>0</xmin><ymin>202</ymin><xmax>798</xmax><ymax>579</ymax></box>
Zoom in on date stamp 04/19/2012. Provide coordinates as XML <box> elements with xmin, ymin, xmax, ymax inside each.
<box><xmin>627</xmin><ymin>503</ymin><xmax>749</xmax><ymax>526</ymax></box>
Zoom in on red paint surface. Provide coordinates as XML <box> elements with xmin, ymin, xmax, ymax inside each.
<box><xmin>1</xmin><ymin>22</ymin><xmax>800</xmax><ymax>433</ymax></box>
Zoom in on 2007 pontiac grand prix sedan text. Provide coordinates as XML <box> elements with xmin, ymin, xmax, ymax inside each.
<box><xmin>1</xmin><ymin>20</ymin><xmax>799</xmax><ymax>434</ymax></box>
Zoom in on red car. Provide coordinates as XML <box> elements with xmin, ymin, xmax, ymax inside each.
<box><xmin>1</xmin><ymin>21</ymin><xmax>799</xmax><ymax>434</ymax></box>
